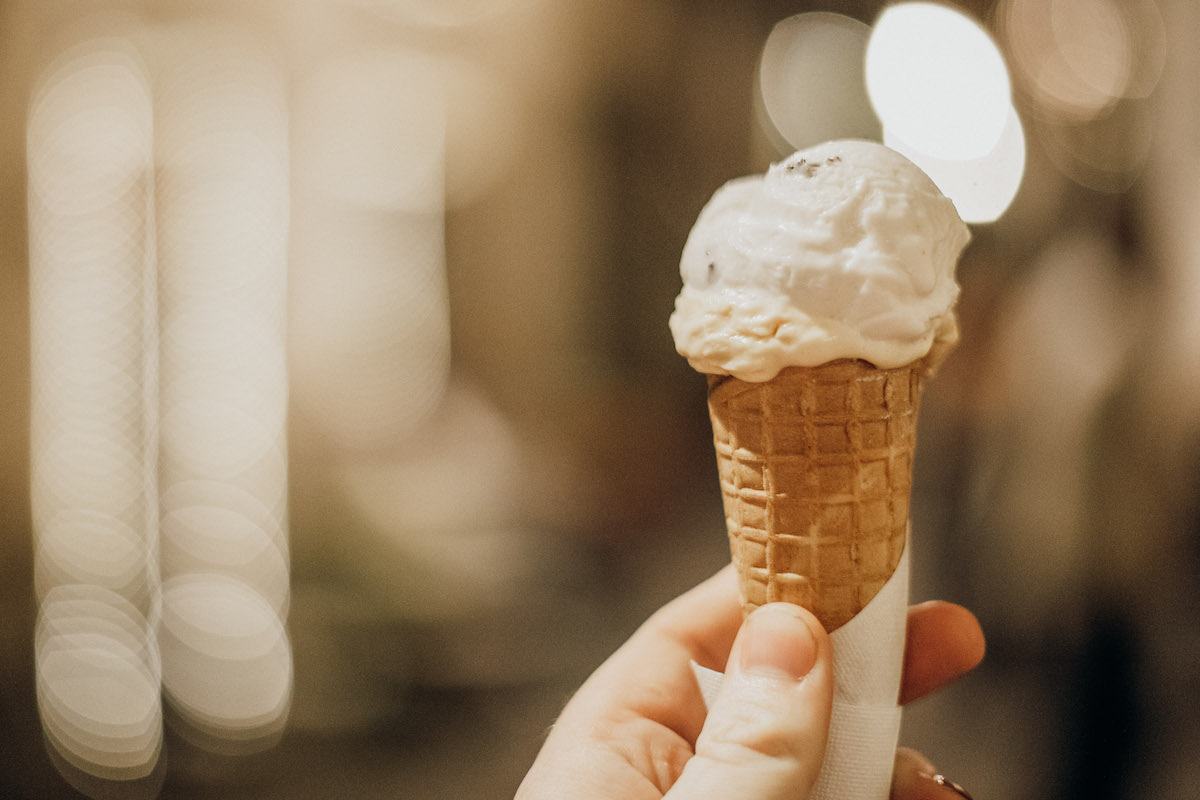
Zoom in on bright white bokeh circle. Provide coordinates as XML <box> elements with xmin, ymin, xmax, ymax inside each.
<box><xmin>885</xmin><ymin>105</ymin><xmax>1026</xmax><ymax>224</ymax></box>
<box><xmin>867</xmin><ymin>2</ymin><xmax>1011</xmax><ymax>160</ymax></box>
<box><xmin>758</xmin><ymin>12</ymin><xmax>880</xmax><ymax>151</ymax></box>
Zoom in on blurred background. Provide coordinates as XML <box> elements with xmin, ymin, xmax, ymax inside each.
<box><xmin>1</xmin><ymin>0</ymin><xmax>1198</xmax><ymax>798</ymax></box>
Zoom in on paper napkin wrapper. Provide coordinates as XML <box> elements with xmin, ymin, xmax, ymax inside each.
<box><xmin>691</xmin><ymin>540</ymin><xmax>910</xmax><ymax>800</ymax></box>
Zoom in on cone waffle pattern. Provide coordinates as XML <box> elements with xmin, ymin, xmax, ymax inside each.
<box><xmin>707</xmin><ymin>359</ymin><xmax>923</xmax><ymax>631</ymax></box>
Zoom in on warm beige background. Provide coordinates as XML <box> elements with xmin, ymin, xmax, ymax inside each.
<box><xmin>3</xmin><ymin>1</ymin><xmax>1200</xmax><ymax>798</ymax></box>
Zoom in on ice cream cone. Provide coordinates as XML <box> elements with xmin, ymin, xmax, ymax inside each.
<box><xmin>706</xmin><ymin>358</ymin><xmax>925</xmax><ymax>632</ymax></box>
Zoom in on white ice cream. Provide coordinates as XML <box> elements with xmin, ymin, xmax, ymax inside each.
<box><xmin>669</xmin><ymin>140</ymin><xmax>970</xmax><ymax>382</ymax></box>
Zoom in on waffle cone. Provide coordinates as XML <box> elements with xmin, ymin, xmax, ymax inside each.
<box><xmin>707</xmin><ymin>359</ymin><xmax>925</xmax><ymax>632</ymax></box>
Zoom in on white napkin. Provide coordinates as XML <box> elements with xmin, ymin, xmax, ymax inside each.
<box><xmin>691</xmin><ymin>539</ymin><xmax>910</xmax><ymax>800</ymax></box>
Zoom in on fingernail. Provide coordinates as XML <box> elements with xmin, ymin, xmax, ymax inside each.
<box><xmin>932</xmin><ymin>774</ymin><xmax>975</xmax><ymax>800</ymax></box>
<box><xmin>738</xmin><ymin>604</ymin><xmax>818</xmax><ymax>680</ymax></box>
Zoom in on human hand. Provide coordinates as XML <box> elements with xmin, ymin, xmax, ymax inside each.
<box><xmin>515</xmin><ymin>565</ymin><xmax>985</xmax><ymax>800</ymax></box>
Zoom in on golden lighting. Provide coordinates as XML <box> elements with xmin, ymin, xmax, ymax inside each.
<box><xmin>153</xmin><ymin>20</ymin><xmax>292</xmax><ymax>750</ymax></box>
<box><xmin>27</xmin><ymin>27</ymin><xmax>162</xmax><ymax>788</ymax></box>
<box><xmin>159</xmin><ymin>574</ymin><xmax>292</xmax><ymax>753</ymax></box>
<box><xmin>334</xmin><ymin>0</ymin><xmax>538</xmax><ymax>28</ymax></box>
<box><xmin>36</xmin><ymin>586</ymin><xmax>163</xmax><ymax>781</ymax></box>
<box><xmin>28</xmin><ymin>16</ymin><xmax>294</xmax><ymax>786</ymax></box>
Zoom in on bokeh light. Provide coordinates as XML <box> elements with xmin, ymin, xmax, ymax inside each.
<box><xmin>27</xmin><ymin>25</ymin><xmax>163</xmax><ymax>786</ymax></box>
<box><xmin>885</xmin><ymin>105</ymin><xmax>1026</xmax><ymax>224</ymax></box>
<box><xmin>28</xmin><ymin>15</ymin><xmax>297</xmax><ymax>787</ymax></box>
<box><xmin>35</xmin><ymin>510</ymin><xmax>151</xmax><ymax>609</ymax></box>
<box><xmin>27</xmin><ymin>28</ymin><xmax>157</xmax><ymax>600</ymax></box>
<box><xmin>334</xmin><ymin>0</ymin><xmax>538</xmax><ymax>29</ymax></box>
<box><xmin>289</xmin><ymin>47</ymin><xmax>452</xmax><ymax>450</ymax></box>
<box><xmin>756</xmin><ymin>12</ymin><xmax>880</xmax><ymax>152</ymax></box>
<box><xmin>35</xmin><ymin>585</ymin><xmax>163</xmax><ymax>784</ymax></box>
<box><xmin>159</xmin><ymin>574</ymin><xmax>292</xmax><ymax>753</ymax></box>
<box><xmin>997</xmin><ymin>0</ymin><xmax>1165</xmax><ymax>122</ymax></box>
<box><xmin>1036</xmin><ymin>98</ymin><xmax>1154</xmax><ymax>195</ymax></box>
<box><xmin>866</xmin><ymin>2</ymin><xmax>1011</xmax><ymax>161</ymax></box>
<box><xmin>152</xmin><ymin>20</ymin><xmax>293</xmax><ymax>749</ymax></box>
<box><xmin>293</xmin><ymin>50</ymin><xmax>444</xmax><ymax>213</ymax></box>
<box><xmin>756</xmin><ymin>3</ymin><xmax>1026</xmax><ymax>223</ymax></box>
<box><xmin>996</xmin><ymin>0</ymin><xmax>1165</xmax><ymax>193</ymax></box>
<box><xmin>864</xmin><ymin>2</ymin><xmax>1024</xmax><ymax>223</ymax></box>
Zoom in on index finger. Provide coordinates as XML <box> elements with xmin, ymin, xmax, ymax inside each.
<box><xmin>638</xmin><ymin>564</ymin><xmax>744</xmax><ymax>671</ymax></box>
<box><xmin>561</xmin><ymin>564</ymin><xmax>742</xmax><ymax>746</ymax></box>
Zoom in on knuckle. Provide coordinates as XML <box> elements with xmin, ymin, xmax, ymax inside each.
<box><xmin>702</xmin><ymin>688</ymin><xmax>803</xmax><ymax>761</ymax></box>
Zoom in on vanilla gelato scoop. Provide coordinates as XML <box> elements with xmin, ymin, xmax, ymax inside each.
<box><xmin>669</xmin><ymin>140</ymin><xmax>970</xmax><ymax>382</ymax></box>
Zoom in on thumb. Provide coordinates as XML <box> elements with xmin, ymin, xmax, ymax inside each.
<box><xmin>667</xmin><ymin>603</ymin><xmax>833</xmax><ymax>800</ymax></box>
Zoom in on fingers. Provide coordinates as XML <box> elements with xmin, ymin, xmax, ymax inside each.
<box><xmin>900</xmin><ymin>601</ymin><xmax>986</xmax><ymax>705</ymax></box>
<box><xmin>640</xmin><ymin>564</ymin><xmax>744</xmax><ymax>671</ymax></box>
<box><xmin>891</xmin><ymin>748</ymin><xmax>975</xmax><ymax>800</ymax></box>
<box><xmin>641</xmin><ymin>574</ymin><xmax>986</xmax><ymax>707</ymax></box>
<box><xmin>893</xmin><ymin>605</ymin><xmax>981</xmax><ymax>800</ymax></box>
<box><xmin>553</xmin><ymin>565</ymin><xmax>742</xmax><ymax>751</ymax></box>
<box><xmin>666</xmin><ymin>603</ymin><xmax>833</xmax><ymax>800</ymax></box>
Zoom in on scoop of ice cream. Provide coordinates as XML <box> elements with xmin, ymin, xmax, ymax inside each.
<box><xmin>669</xmin><ymin>140</ymin><xmax>970</xmax><ymax>382</ymax></box>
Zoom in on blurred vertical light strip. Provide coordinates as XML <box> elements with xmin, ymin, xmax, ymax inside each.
<box><xmin>152</xmin><ymin>23</ymin><xmax>292</xmax><ymax>751</ymax></box>
<box><xmin>27</xmin><ymin>24</ymin><xmax>165</xmax><ymax>788</ymax></box>
<box><xmin>865</xmin><ymin>2</ymin><xmax>1025</xmax><ymax>223</ymax></box>
<box><xmin>290</xmin><ymin>48</ymin><xmax>450</xmax><ymax>451</ymax></box>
